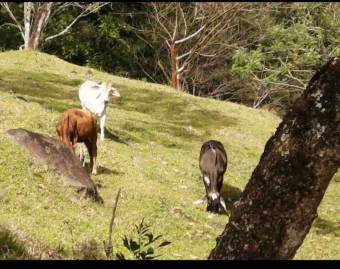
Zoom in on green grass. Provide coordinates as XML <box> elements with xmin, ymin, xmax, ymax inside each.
<box><xmin>0</xmin><ymin>50</ymin><xmax>339</xmax><ymax>260</ymax></box>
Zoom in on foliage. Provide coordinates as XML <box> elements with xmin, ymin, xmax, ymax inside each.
<box><xmin>1</xmin><ymin>3</ymin><xmax>339</xmax><ymax>111</ymax></box>
<box><xmin>116</xmin><ymin>218</ymin><xmax>171</xmax><ymax>260</ymax></box>
<box><xmin>0</xmin><ymin>4</ymin><xmax>22</xmax><ymax>51</ymax></box>
<box><xmin>63</xmin><ymin>213</ymin><xmax>170</xmax><ymax>260</ymax></box>
<box><xmin>230</xmin><ymin>2</ymin><xmax>340</xmax><ymax>109</ymax></box>
<box><xmin>231</xmin><ymin>47</ymin><xmax>264</xmax><ymax>80</ymax></box>
<box><xmin>42</xmin><ymin>3</ymin><xmax>150</xmax><ymax>79</ymax></box>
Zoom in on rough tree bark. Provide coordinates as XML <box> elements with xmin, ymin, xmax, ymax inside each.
<box><xmin>208</xmin><ymin>57</ymin><xmax>340</xmax><ymax>260</ymax></box>
<box><xmin>170</xmin><ymin>42</ymin><xmax>180</xmax><ymax>89</ymax></box>
<box><xmin>23</xmin><ymin>2</ymin><xmax>32</xmax><ymax>49</ymax></box>
<box><xmin>149</xmin><ymin>3</ymin><xmax>221</xmax><ymax>91</ymax></box>
<box><xmin>27</xmin><ymin>2</ymin><xmax>53</xmax><ymax>50</ymax></box>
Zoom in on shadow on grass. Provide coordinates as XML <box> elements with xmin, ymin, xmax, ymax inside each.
<box><xmin>113</xmin><ymin>82</ymin><xmax>238</xmax><ymax>148</ymax></box>
<box><xmin>98</xmin><ymin>165</ymin><xmax>124</xmax><ymax>176</ymax></box>
<box><xmin>104</xmin><ymin>127</ymin><xmax>129</xmax><ymax>145</ymax></box>
<box><xmin>0</xmin><ymin>69</ymin><xmax>82</xmax><ymax>113</ymax></box>
<box><xmin>0</xmin><ymin>226</ymin><xmax>67</xmax><ymax>259</ymax></box>
<box><xmin>0</xmin><ymin>69</ymin><xmax>238</xmax><ymax>149</ymax></box>
<box><xmin>82</xmin><ymin>163</ymin><xmax>124</xmax><ymax>178</ymax></box>
<box><xmin>0</xmin><ymin>226</ymin><xmax>31</xmax><ymax>259</ymax></box>
<box><xmin>312</xmin><ymin>217</ymin><xmax>340</xmax><ymax>237</ymax></box>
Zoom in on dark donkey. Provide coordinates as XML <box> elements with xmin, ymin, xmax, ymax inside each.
<box><xmin>199</xmin><ymin>140</ymin><xmax>228</xmax><ymax>213</ymax></box>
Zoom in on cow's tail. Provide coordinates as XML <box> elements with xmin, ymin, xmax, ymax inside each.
<box><xmin>62</xmin><ymin>114</ymin><xmax>77</xmax><ymax>146</ymax></box>
<box><xmin>61</xmin><ymin>114</ymin><xmax>70</xmax><ymax>143</ymax></box>
<box><xmin>69</xmin><ymin>115</ymin><xmax>79</xmax><ymax>145</ymax></box>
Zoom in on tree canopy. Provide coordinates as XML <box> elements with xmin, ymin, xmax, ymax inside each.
<box><xmin>1</xmin><ymin>2</ymin><xmax>339</xmax><ymax>112</ymax></box>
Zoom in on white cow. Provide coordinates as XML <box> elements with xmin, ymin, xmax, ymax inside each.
<box><xmin>79</xmin><ymin>80</ymin><xmax>120</xmax><ymax>141</ymax></box>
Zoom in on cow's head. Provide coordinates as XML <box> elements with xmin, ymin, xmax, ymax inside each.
<box><xmin>202</xmin><ymin>173</ymin><xmax>226</xmax><ymax>214</ymax></box>
<box><xmin>98</xmin><ymin>82</ymin><xmax>121</xmax><ymax>105</ymax></box>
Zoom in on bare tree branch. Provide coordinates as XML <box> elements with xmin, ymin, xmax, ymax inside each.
<box><xmin>44</xmin><ymin>3</ymin><xmax>108</xmax><ymax>42</ymax></box>
<box><xmin>0</xmin><ymin>22</ymin><xmax>21</xmax><ymax>30</ymax></box>
<box><xmin>172</xmin><ymin>8</ymin><xmax>178</xmax><ymax>41</ymax></box>
<box><xmin>157</xmin><ymin>59</ymin><xmax>171</xmax><ymax>83</ymax></box>
<box><xmin>179</xmin><ymin>5</ymin><xmax>187</xmax><ymax>37</ymax></box>
<box><xmin>175</xmin><ymin>24</ymin><xmax>206</xmax><ymax>45</ymax></box>
<box><xmin>176</xmin><ymin>49</ymin><xmax>193</xmax><ymax>61</ymax></box>
<box><xmin>1</xmin><ymin>2</ymin><xmax>24</xmax><ymax>38</ymax></box>
<box><xmin>177</xmin><ymin>62</ymin><xmax>187</xmax><ymax>73</ymax></box>
<box><xmin>151</xmin><ymin>3</ymin><xmax>172</xmax><ymax>40</ymax></box>
<box><xmin>44</xmin><ymin>12</ymin><xmax>84</xmax><ymax>41</ymax></box>
<box><xmin>104</xmin><ymin>188</ymin><xmax>121</xmax><ymax>258</ymax></box>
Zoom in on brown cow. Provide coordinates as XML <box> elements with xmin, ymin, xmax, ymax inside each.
<box><xmin>199</xmin><ymin>140</ymin><xmax>228</xmax><ymax>214</ymax></box>
<box><xmin>56</xmin><ymin>108</ymin><xmax>98</xmax><ymax>175</ymax></box>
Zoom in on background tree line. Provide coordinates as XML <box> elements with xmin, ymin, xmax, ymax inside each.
<box><xmin>1</xmin><ymin>2</ymin><xmax>339</xmax><ymax>114</ymax></box>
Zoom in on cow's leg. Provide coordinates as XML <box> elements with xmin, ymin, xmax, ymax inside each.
<box><xmin>84</xmin><ymin>141</ymin><xmax>93</xmax><ymax>174</ymax></box>
<box><xmin>99</xmin><ymin>114</ymin><xmax>106</xmax><ymax>141</ymax></box>
<box><xmin>85</xmin><ymin>140</ymin><xmax>97</xmax><ymax>175</ymax></box>
<box><xmin>92</xmin><ymin>141</ymin><xmax>97</xmax><ymax>175</ymax></box>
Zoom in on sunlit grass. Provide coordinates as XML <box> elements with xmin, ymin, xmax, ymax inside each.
<box><xmin>0</xmin><ymin>50</ymin><xmax>338</xmax><ymax>259</ymax></box>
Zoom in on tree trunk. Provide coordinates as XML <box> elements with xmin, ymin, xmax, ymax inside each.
<box><xmin>26</xmin><ymin>2</ymin><xmax>53</xmax><ymax>50</ymax></box>
<box><xmin>23</xmin><ymin>2</ymin><xmax>32</xmax><ymax>50</ymax></box>
<box><xmin>170</xmin><ymin>42</ymin><xmax>180</xmax><ymax>90</ymax></box>
<box><xmin>209</xmin><ymin>58</ymin><xmax>340</xmax><ymax>260</ymax></box>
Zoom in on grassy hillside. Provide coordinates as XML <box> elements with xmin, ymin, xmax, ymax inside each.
<box><xmin>0</xmin><ymin>50</ymin><xmax>338</xmax><ymax>259</ymax></box>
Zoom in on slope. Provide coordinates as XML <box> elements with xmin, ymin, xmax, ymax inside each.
<box><xmin>0</xmin><ymin>50</ymin><xmax>338</xmax><ymax>259</ymax></box>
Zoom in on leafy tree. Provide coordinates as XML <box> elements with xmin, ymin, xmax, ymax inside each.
<box><xmin>0</xmin><ymin>7</ymin><xmax>21</xmax><ymax>51</ymax></box>
<box><xmin>42</xmin><ymin>3</ymin><xmax>151</xmax><ymax>79</ymax></box>
<box><xmin>2</xmin><ymin>2</ymin><xmax>338</xmax><ymax>113</ymax></box>
<box><xmin>230</xmin><ymin>3</ymin><xmax>340</xmax><ymax>109</ymax></box>
<box><xmin>0</xmin><ymin>2</ymin><xmax>108</xmax><ymax>50</ymax></box>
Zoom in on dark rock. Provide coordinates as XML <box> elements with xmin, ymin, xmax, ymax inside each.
<box><xmin>6</xmin><ymin>128</ymin><xmax>103</xmax><ymax>203</ymax></box>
